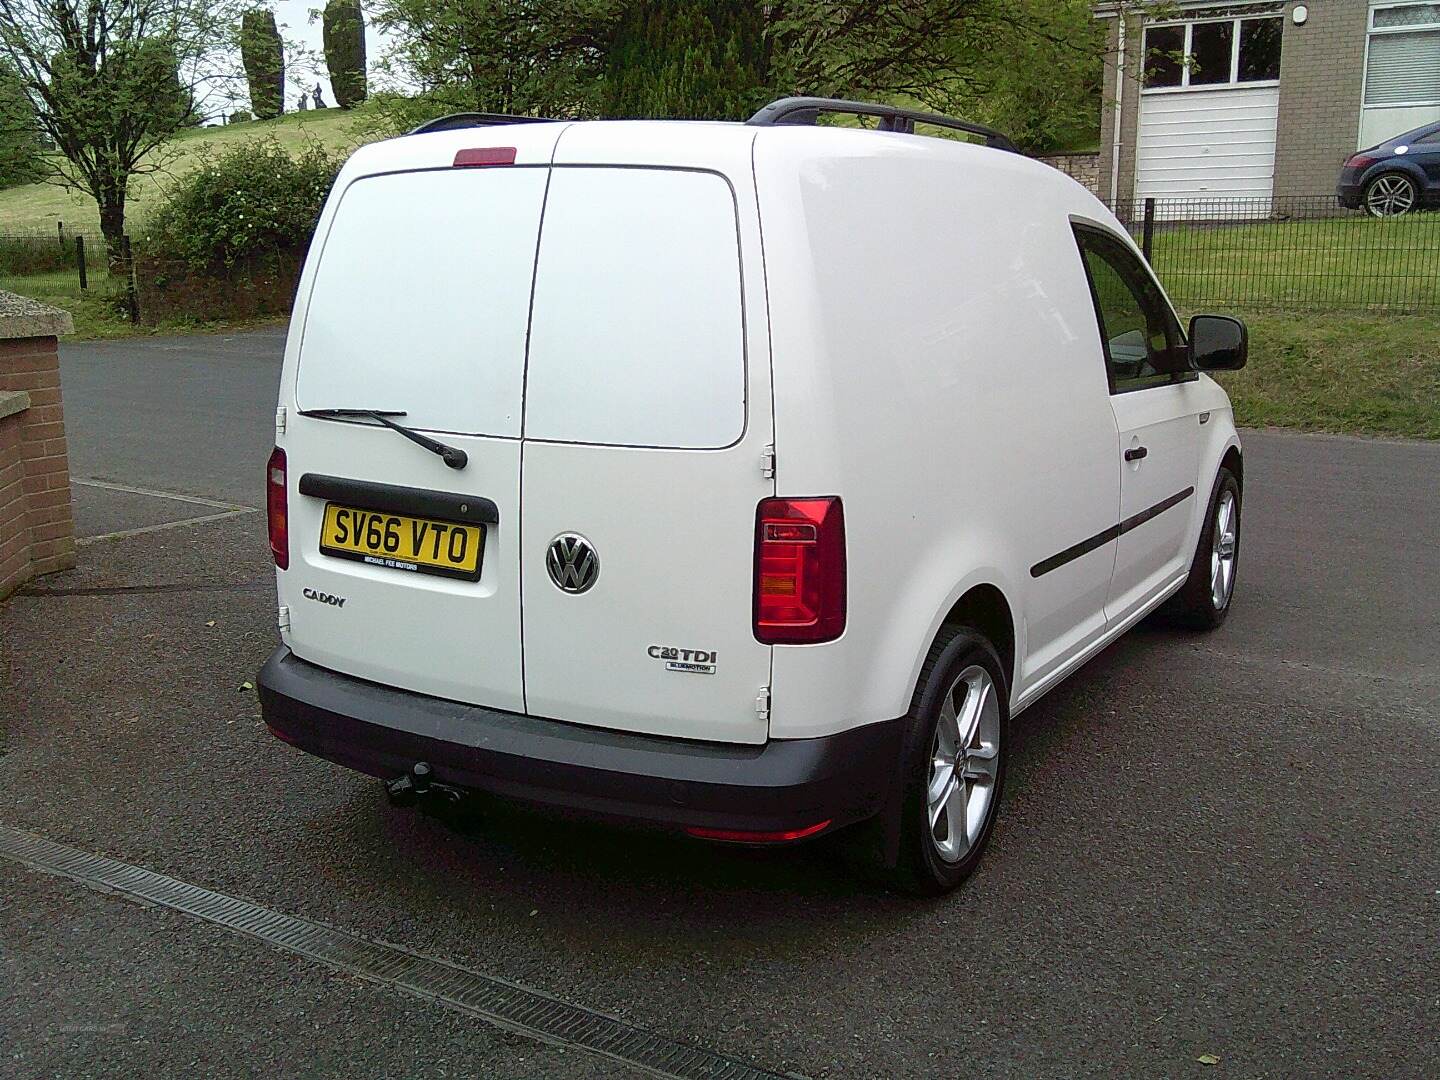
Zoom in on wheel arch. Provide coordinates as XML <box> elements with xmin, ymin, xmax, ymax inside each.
<box><xmin>1364</xmin><ymin>160</ymin><xmax>1427</xmax><ymax>188</ymax></box>
<box><xmin>936</xmin><ymin>583</ymin><xmax>1016</xmax><ymax>694</ymax></box>
<box><xmin>863</xmin><ymin>580</ymin><xmax>1018</xmax><ymax>876</ymax></box>
<box><xmin>1220</xmin><ymin>443</ymin><xmax>1243</xmax><ymax>492</ymax></box>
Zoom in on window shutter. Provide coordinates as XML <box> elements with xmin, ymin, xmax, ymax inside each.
<box><xmin>1365</xmin><ymin>30</ymin><xmax>1440</xmax><ymax>105</ymax></box>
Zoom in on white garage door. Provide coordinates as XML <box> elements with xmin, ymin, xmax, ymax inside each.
<box><xmin>1136</xmin><ymin>86</ymin><xmax>1280</xmax><ymax>213</ymax></box>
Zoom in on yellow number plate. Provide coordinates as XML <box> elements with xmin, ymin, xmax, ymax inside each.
<box><xmin>319</xmin><ymin>504</ymin><xmax>484</xmax><ymax>581</ymax></box>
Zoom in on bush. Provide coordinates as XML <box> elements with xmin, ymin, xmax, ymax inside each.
<box><xmin>145</xmin><ymin>136</ymin><xmax>340</xmax><ymax>268</ymax></box>
<box><xmin>228</xmin><ymin>109</ymin><xmax>253</xmax><ymax>124</ymax></box>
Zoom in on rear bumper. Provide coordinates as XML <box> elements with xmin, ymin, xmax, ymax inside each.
<box><xmin>258</xmin><ymin>646</ymin><xmax>903</xmax><ymax>838</ymax></box>
<box><xmin>1336</xmin><ymin>181</ymin><xmax>1363</xmax><ymax>208</ymax></box>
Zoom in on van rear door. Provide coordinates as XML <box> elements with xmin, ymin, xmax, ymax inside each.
<box><xmin>519</xmin><ymin>154</ymin><xmax>775</xmax><ymax>745</ymax></box>
<box><xmin>280</xmin><ymin>159</ymin><xmax>549</xmax><ymax>712</ymax></box>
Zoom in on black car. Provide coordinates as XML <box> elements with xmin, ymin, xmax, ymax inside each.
<box><xmin>1337</xmin><ymin>120</ymin><xmax>1440</xmax><ymax>217</ymax></box>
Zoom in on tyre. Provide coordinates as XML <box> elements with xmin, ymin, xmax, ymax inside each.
<box><xmin>1168</xmin><ymin>467</ymin><xmax>1241</xmax><ymax>629</ymax></box>
<box><xmin>865</xmin><ymin>627</ymin><xmax>1008</xmax><ymax>895</ymax></box>
<box><xmin>1363</xmin><ymin>173</ymin><xmax>1418</xmax><ymax>217</ymax></box>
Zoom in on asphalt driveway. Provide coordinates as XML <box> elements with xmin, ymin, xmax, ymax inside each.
<box><xmin>1</xmin><ymin>330</ymin><xmax>1436</xmax><ymax>1078</ymax></box>
<box><xmin>59</xmin><ymin>328</ymin><xmax>285</xmax><ymax>510</ymax></box>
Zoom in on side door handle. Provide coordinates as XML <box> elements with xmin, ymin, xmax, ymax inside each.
<box><xmin>1124</xmin><ymin>446</ymin><xmax>1148</xmax><ymax>462</ymax></box>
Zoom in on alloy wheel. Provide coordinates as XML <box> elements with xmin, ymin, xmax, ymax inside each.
<box><xmin>1365</xmin><ymin>175</ymin><xmax>1416</xmax><ymax>217</ymax></box>
<box><xmin>1210</xmin><ymin>489</ymin><xmax>1238</xmax><ymax>610</ymax></box>
<box><xmin>927</xmin><ymin>665</ymin><xmax>1001</xmax><ymax>864</ymax></box>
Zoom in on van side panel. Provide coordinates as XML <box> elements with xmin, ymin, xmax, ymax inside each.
<box><xmin>756</xmin><ymin>132</ymin><xmax>1122</xmax><ymax>740</ymax></box>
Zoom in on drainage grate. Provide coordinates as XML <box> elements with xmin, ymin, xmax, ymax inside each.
<box><xmin>0</xmin><ymin>825</ymin><xmax>797</xmax><ymax>1080</ymax></box>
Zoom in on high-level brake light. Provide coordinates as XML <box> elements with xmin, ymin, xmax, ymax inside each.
<box><xmin>453</xmin><ymin>147</ymin><xmax>517</xmax><ymax>167</ymax></box>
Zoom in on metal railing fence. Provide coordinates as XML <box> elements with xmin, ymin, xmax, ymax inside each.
<box><xmin>1109</xmin><ymin>194</ymin><xmax>1440</xmax><ymax>314</ymax></box>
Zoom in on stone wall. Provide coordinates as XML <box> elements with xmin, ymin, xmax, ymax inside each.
<box><xmin>1037</xmin><ymin>153</ymin><xmax>1102</xmax><ymax>196</ymax></box>
<box><xmin>0</xmin><ymin>293</ymin><xmax>76</xmax><ymax>601</ymax></box>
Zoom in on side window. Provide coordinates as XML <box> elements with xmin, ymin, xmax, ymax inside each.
<box><xmin>1073</xmin><ymin>226</ymin><xmax>1187</xmax><ymax>393</ymax></box>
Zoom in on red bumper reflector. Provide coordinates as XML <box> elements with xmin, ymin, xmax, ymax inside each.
<box><xmin>264</xmin><ymin>723</ymin><xmax>296</xmax><ymax>745</ymax></box>
<box><xmin>454</xmin><ymin>147</ymin><xmax>517</xmax><ymax>167</ymax></box>
<box><xmin>685</xmin><ymin>820</ymin><xmax>832</xmax><ymax>843</ymax></box>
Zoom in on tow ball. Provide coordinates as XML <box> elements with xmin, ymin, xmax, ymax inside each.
<box><xmin>384</xmin><ymin>761</ymin><xmax>465</xmax><ymax>810</ymax></box>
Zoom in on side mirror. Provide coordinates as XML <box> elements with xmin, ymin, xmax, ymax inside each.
<box><xmin>1188</xmin><ymin>314</ymin><xmax>1248</xmax><ymax>371</ymax></box>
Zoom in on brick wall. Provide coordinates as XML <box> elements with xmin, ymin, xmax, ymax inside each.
<box><xmin>0</xmin><ymin>400</ymin><xmax>29</xmax><ymax>596</ymax></box>
<box><xmin>0</xmin><ymin>295</ymin><xmax>76</xmax><ymax>601</ymax></box>
<box><xmin>1273</xmin><ymin>0</ymin><xmax>1369</xmax><ymax>198</ymax></box>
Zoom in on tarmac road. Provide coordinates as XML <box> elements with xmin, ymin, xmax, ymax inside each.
<box><xmin>1</xmin><ymin>330</ymin><xmax>1436</xmax><ymax>1078</ymax></box>
<box><xmin>59</xmin><ymin>328</ymin><xmax>285</xmax><ymax>509</ymax></box>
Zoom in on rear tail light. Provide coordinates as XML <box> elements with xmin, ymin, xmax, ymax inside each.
<box><xmin>753</xmin><ymin>497</ymin><xmax>846</xmax><ymax>644</ymax></box>
<box><xmin>1346</xmin><ymin>154</ymin><xmax>1377</xmax><ymax>169</ymax></box>
<box><xmin>267</xmin><ymin>446</ymin><xmax>288</xmax><ymax>570</ymax></box>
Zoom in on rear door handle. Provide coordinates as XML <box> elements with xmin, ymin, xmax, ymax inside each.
<box><xmin>1124</xmin><ymin>446</ymin><xmax>1148</xmax><ymax>462</ymax></box>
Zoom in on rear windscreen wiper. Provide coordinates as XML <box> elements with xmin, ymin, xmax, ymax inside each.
<box><xmin>298</xmin><ymin>409</ymin><xmax>468</xmax><ymax>470</ymax></box>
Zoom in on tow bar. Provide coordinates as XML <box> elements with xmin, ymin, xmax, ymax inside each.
<box><xmin>384</xmin><ymin>761</ymin><xmax>465</xmax><ymax>810</ymax></box>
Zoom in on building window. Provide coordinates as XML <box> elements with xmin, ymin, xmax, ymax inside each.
<box><xmin>1238</xmin><ymin>17</ymin><xmax>1283</xmax><ymax>81</ymax></box>
<box><xmin>1365</xmin><ymin>4</ymin><xmax>1440</xmax><ymax>106</ymax></box>
<box><xmin>1142</xmin><ymin>15</ymin><xmax>1283</xmax><ymax>90</ymax></box>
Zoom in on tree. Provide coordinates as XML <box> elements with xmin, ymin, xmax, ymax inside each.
<box><xmin>239</xmin><ymin>7</ymin><xmax>284</xmax><ymax>120</ymax></box>
<box><xmin>370</xmin><ymin>0</ymin><xmax>617</xmax><ymax>117</ymax></box>
<box><xmin>322</xmin><ymin>0</ymin><xmax>366</xmax><ymax>109</ymax></box>
<box><xmin>0</xmin><ymin>62</ymin><xmax>43</xmax><ymax>188</ymax></box>
<box><xmin>960</xmin><ymin>2</ymin><xmax>1104</xmax><ymax>153</ymax></box>
<box><xmin>763</xmin><ymin>0</ymin><xmax>1104</xmax><ymax>151</ymax></box>
<box><xmin>0</xmin><ymin>0</ymin><xmax>234</xmax><ymax>260</ymax></box>
<box><xmin>375</xmin><ymin>0</ymin><xmax>1105</xmax><ymax>148</ymax></box>
<box><xmin>601</xmin><ymin>0</ymin><xmax>769</xmax><ymax>120</ymax></box>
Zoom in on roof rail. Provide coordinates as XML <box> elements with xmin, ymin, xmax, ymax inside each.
<box><xmin>745</xmin><ymin>97</ymin><xmax>1019</xmax><ymax>153</ymax></box>
<box><xmin>407</xmin><ymin>112</ymin><xmax>559</xmax><ymax>136</ymax></box>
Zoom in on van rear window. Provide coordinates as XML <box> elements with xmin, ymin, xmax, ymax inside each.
<box><xmin>522</xmin><ymin>168</ymin><xmax>745</xmax><ymax>449</ymax></box>
<box><xmin>295</xmin><ymin>168</ymin><xmax>548</xmax><ymax>438</ymax></box>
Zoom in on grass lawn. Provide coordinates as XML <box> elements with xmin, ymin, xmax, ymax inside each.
<box><xmin>1215</xmin><ymin>311</ymin><xmax>1440</xmax><ymax>439</ymax></box>
<box><xmin>6</xmin><ymin>268</ymin><xmax>286</xmax><ymax>340</ymax></box>
<box><xmin>1149</xmin><ymin>213</ymin><xmax>1440</xmax><ymax>313</ymax></box>
<box><xmin>6</xmin><ymin>269</ymin><xmax>134</xmax><ymax>338</ymax></box>
<box><xmin>0</xmin><ymin>110</ymin><xmax>360</xmax><ymax>238</ymax></box>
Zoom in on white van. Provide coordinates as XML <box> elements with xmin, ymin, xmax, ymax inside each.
<box><xmin>259</xmin><ymin>98</ymin><xmax>1247</xmax><ymax>893</ymax></box>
